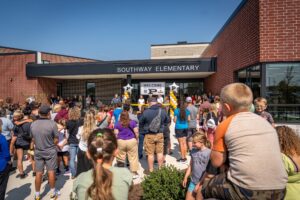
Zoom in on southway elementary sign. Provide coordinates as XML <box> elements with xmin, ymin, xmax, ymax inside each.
<box><xmin>26</xmin><ymin>58</ymin><xmax>216</xmax><ymax>77</ymax></box>
<box><xmin>116</xmin><ymin>65</ymin><xmax>201</xmax><ymax>73</ymax></box>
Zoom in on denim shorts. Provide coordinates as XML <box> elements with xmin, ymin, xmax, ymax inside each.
<box><xmin>175</xmin><ymin>129</ymin><xmax>188</xmax><ymax>138</ymax></box>
<box><xmin>188</xmin><ymin>182</ymin><xmax>196</xmax><ymax>192</ymax></box>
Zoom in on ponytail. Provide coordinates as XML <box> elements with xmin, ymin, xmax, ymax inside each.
<box><xmin>205</xmin><ymin>139</ymin><xmax>211</xmax><ymax>149</ymax></box>
<box><xmin>87</xmin><ymin>162</ymin><xmax>114</xmax><ymax>200</ymax></box>
<box><xmin>86</xmin><ymin>128</ymin><xmax>117</xmax><ymax>200</ymax></box>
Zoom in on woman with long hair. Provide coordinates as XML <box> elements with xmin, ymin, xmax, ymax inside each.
<box><xmin>114</xmin><ymin>111</ymin><xmax>140</xmax><ymax>179</ymax></box>
<box><xmin>173</xmin><ymin>100</ymin><xmax>190</xmax><ymax>163</ymax></box>
<box><xmin>10</xmin><ymin>110</ymin><xmax>32</xmax><ymax>178</ymax></box>
<box><xmin>76</xmin><ymin>111</ymin><xmax>97</xmax><ymax>176</ymax></box>
<box><xmin>72</xmin><ymin>128</ymin><xmax>133</xmax><ymax>200</ymax></box>
<box><xmin>276</xmin><ymin>126</ymin><xmax>300</xmax><ymax>199</ymax></box>
<box><xmin>66</xmin><ymin>107</ymin><xmax>82</xmax><ymax>179</ymax></box>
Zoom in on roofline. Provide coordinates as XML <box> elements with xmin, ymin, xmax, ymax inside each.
<box><xmin>151</xmin><ymin>42</ymin><xmax>210</xmax><ymax>47</ymax></box>
<box><xmin>27</xmin><ymin>57</ymin><xmax>215</xmax><ymax>66</ymax></box>
<box><xmin>211</xmin><ymin>0</ymin><xmax>248</xmax><ymax>43</ymax></box>
<box><xmin>0</xmin><ymin>45</ymin><xmax>101</xmax><ymax>61</ymax></box>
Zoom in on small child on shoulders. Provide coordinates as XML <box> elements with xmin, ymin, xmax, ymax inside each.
<box><xmin>182</xmin><ymin>131</ymin><xmax>211</xmax><ymax>200</ymax></box>
<box><xmin>254</xmin><ymin>97</ymin><xmax>275</xmax><ymax>127</ymax></box>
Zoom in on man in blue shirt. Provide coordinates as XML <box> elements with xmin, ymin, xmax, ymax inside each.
<box><xmin>0</xmin><ymin>108</ymin><xmax>13</xmax><ymax>146</ymax></box>
<box><xmin>0</xmin><ymin>119</ymin><xmax>11</xmax><ymax>200</ymax></box>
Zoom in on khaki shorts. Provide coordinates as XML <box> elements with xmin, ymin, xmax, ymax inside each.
<box><xmin>144</xmin><ymin>133</ymin><xmax>164</xmax><ymax>155</ymax></box>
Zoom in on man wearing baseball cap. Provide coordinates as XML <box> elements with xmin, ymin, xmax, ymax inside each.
<box><xmin>30</xmin><ymin>105</ymin><xmax>59</xmax><ymax>200</ymax></box>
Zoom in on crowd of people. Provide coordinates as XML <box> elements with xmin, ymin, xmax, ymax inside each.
<box><xmin>0</xmin><ymin>82</ymin><xmax>299</xmax><ymax>200</ymax></box>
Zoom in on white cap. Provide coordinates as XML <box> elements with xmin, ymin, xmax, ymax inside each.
<box><xmin>207</xmin><ymin>119</ymin><xmax>216</xmax><ymax>129</ymax></box>
<box><xmin>186</xmin><ymin>97</ymin><xmax>192</xmax><ymax>103</ymax></box>
<box><xmin>157</xmin><ymin>97</ymin><xmax>163</xmax><ymax>104</ymax></box>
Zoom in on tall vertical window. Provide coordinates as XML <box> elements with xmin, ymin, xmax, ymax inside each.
<box><xmin>266</xmin><ymin>63</ymin><xmax>300</xmax><ymax>123</ymax></box>
<box><xmin>236</xmin><ymin>65</ymin><xmax>261</xmax><ymax>98</ymax></box>
<box><xmin>86</xmin><ymin>82</ymin><xmax>96</xmax><ymax>101</ymax></box>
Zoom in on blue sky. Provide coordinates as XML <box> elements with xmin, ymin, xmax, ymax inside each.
<box><xmin>0</xmin><ymin>0</ymin><xmax>242</xmax><ymax>60</ymax></box>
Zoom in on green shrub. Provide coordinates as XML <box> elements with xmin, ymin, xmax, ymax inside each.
<box><xmin>141</xmin><ymin>165</ymin><xmax>188</xmax><ymax>200</ymax></box>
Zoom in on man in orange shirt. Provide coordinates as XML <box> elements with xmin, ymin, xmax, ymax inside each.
<box><xmin>200</xmin><ymin>83</ymin><xmax>287</xmax><ymax>199</ymax></box>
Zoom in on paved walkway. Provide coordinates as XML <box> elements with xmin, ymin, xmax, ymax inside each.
<box><xmin>5</xmin><ymin>122</ymin><xmax>190</xmax><ymax>200</ymax></box>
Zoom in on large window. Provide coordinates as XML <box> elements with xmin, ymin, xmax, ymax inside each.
<box><xmin>266</xmin><ymin>63</ymin><xmax>300</xmax><ymax>104</ymax></box>
<box><xmin>266</xmin><ymin>63</ymin><xmax>300</xmax><ymax>123</ymax></box>
<box><xmin>86</xmin><ymin>82</ymin><xmax>96</xmax><ymax>102</ymax></box>
<box><xmin>236</xmin><ymin>65</ymin><xmax>261</xmax><ymax>99</ymax></box>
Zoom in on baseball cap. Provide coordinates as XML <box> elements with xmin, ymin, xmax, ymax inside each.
<box><xmin>207</xmin><ymin>119</ymin><xmax>216</xmax><ymax>129</ymax></box>
<box><xmin>186</xmin><ymin>97</ymin><xmax>192</xmax><ymax>103</ymax></box>
<box><xmin>39</xmin><ymin>104</ymin><xmax>51</xmax><ymax>115</ymax></box>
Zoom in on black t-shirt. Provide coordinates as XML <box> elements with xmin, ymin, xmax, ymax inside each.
<box><xmin>66</xmin><ymin>119</ymin><xmax>82</xmax><ymax>145</ymax></box>
<box><xmin>14</xmin><ymin>122</ymin><xmax>31</xmax><ymax>147</ymax></box>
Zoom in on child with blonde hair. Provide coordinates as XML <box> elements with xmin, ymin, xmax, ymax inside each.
<box><xmin>254</xmin><ymin>97</ymin><xmax>275</xmax><ymax>127</ymax></box>
<box><xmin>201</xmin><ymin>83</ymin><xmax>287</xmax><ymax>200</ymax></box>
<box><xmin>182</xmin><ymin>131</ymin><xmax>211</xmax><ymax>200</ymax></box>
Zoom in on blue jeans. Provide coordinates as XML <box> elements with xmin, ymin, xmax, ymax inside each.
<box><xmin>69</xmin><ymin>144</ymin><xmax>78</xmax><ymax>177</ymax></box>
<box><xmin>138</xmin><ymin>132</ymin><xmax>145</xmax><ymax>158</ymax></box>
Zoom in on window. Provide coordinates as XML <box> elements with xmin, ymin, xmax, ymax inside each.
<box><xmin>42</xmin><ymin>60</ymin><xmax>50</xmax><ymax>64</ymax></box>
<box><xmin>266</xmin><ymin>63</ymin><xmax>300</xmax><ymax>123</ymax></box>
<box><xmin>236</xmin><ymin>65</ymin><xmax>261</xmax><ymax>98</ymax></box>
<box><xmin>266</xmin><ymin>63</ymin><xmax>300</xmax><ymax>104</ymax></box>
<box><xmin>86</xmin><ymin>82</ymin><xmax>96</xmax><ymax>101</ymax></box>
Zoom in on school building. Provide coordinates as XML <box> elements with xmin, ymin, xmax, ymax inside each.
<box><xmin>0</xmin><ymin>0</ymin><xmax>299</xmax><ymax>123</ymax></box>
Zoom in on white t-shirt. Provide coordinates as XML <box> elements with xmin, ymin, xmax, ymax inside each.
<box><xmin>57</xmin><ymin>129</ymin><xmax>69</xmax><ymax>152</ymax></box>
<box><xmin>138</xmin><ymin>98</ymin><xmax>145</xmax><ymax>104</ymax></box>
<box><xmin>157</xmin><ymin>97</ymin><xmax>164</xmax><ymax>104</ymax></box>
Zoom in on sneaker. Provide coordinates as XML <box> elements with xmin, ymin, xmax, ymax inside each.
<box><xmin>50</xmin><ymin>193</ymin><xmax>59</xmax><ymax>200</ymax></box>
<box><xmin>20</xmin><ymin>173</ymin><xmax>28</xmax><ymax>179</ymax></box>
<box><xmin>180</xmin><ymin>158</ymin><xmax>188</xmax><ymax>163</ymax></box>
<box><xmin>32</xmin><ymin>172</ymin><xmax>36</xmax><ymax>177</ymax></box>
<box><xmin>64</xmin><ymin>170</ymin><xmax>71</xmax><ymax>175</ymax></box>
<box><xmin>34</xmin><ymin>196</ymin><xmax>40</xmax><ymax>200</ymax></box>
<box><xmin>176</xmin><ymin>158</ymin><xmax>182</xmax><ymax>162</ymax></box>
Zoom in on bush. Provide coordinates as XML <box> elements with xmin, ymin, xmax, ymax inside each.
<box><xmin>142</xmin><ymin>165</ymin><xmax>188</xmax><ymax>200</ymax></box>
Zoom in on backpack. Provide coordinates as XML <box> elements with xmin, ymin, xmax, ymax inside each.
<box><xmin>149</xmin><ymin>109</ymin><xmax>162</xmax><ymax>133</ymax></box>
<box><xmin>20</xmin><ymin>123</ymin><xmax>32</xmax><ymax>141</ymax></box>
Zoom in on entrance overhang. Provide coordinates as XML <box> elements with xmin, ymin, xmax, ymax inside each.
<box><xmin>26</xmin><ymin>57</ymin><xmax>216</xmax><ymax>79</ymax></box>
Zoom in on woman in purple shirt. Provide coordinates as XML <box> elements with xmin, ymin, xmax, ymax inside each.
<box><xmin>114</xmin><ymin>111</ymin><xmax>139</xmax><ymax>179</ymax></box>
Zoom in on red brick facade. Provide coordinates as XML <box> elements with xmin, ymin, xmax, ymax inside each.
<box><xmin>259</xmin><ymin>0</ymin><xmax>300</xmax><ymax>62</ymax></box>
<box><xmin>203</xmin><ymin>0</ymin><xmax>300</xmax><ymax>94</ymax></box>
<box><xmin>0</xmin><ymin>47</ymin><xmax>96</xmax><ymax>103</ymax></box>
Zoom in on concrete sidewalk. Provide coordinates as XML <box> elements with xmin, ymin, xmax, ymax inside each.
<box><xmin>5</xmin><ymin>122</ymin><xmax>189</xmax><ymax>200</ymax></box>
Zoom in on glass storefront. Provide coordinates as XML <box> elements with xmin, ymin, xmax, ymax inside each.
<box><xmin>266</xmin><ymin>63</ymin><xmax>300</xmax><ymax>123</ymax></box>
<box><xmin>130</xmin><ymin>80</ymin><xmax>203</xmax><ymax>102</ymax></box>
<box><xmin>236</xmin><ymin>65</ymin><xmax>261</xmax><ymax>99</ymax></box>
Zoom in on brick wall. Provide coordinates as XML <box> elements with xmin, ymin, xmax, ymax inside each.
<box><xmin>202</xmin><ymin>0</ymin><xmax>260</xmax><ymax>94</ymax></box>
<box><xmin>151</xmin><ymin>44</ymin><xmax>209</xmax><ymax>59</ymax></box>
<box><xmin>0</xmin><ymin>53</ymin><xmax>38</xmax><ymax>103</ymax></box>
<box><xmin>259</xmin><ymin>0</ymin><xmax>300</xmax><ymax>62</ymax></box>
<box><xmin>0</xmin><ymin>49</ymin><xmax>98</xmax><ymax>104</ymax></box>
<box><xmin>42</xmin><ymin>53</ymin><xmax>98</xmax><ymax>63</ymax></box>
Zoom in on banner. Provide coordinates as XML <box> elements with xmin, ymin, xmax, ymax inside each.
<box><xmin>140</xmin><ymin>82</ymin><xmax>165</xmax><ymax>95</ymax></box>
